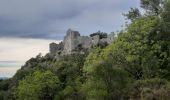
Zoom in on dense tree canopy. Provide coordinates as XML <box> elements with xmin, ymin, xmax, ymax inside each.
<box><xmin>14</xmin><ymin>70</ymin><xmax>60</xmax><ymax>100</ymax></box>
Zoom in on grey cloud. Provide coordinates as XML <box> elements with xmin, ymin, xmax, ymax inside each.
<box><xmin>0</xmin><ymin>0</ymin><xmax>140</xmax><ymax>39</ymax></box>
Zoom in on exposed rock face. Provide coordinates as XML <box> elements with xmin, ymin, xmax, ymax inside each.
<box><xmin>49</xmin><ymin>29</ymin><xmax>114</xmax><ymax>55</ymax></box>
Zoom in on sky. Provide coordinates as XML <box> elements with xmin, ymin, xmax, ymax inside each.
<box><xmin>0</xmin><ymin>0</ymin><xmax>140</xmax><ymax>77</ymax></box>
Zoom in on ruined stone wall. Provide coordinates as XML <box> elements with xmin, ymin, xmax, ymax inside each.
<box><xmin>78</xmin><ymin>36</ymin><xmax>92</xmax><ymax>49</ymax></box>
<box><xmin>91</xmin><ymin>35</ymin><xmax>100</xmax><ymax>45</ymax></box>
<box><xmin>49</xmin><ymin>29</ymin><xmax>114</xmax><ymax>55</ymax></box>
<box><xmin>100</xmin><ymin>38</ymin><xmax>108</xmax><ymax>43</ymax></box>
<box><xmin>49</xmin><ymin>42</ymin><xmax>58</xmax><ymax>54</ymax></box>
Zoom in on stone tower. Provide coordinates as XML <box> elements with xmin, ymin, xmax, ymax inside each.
<box><xmin>63</xmin><ymin>29</ymin><xmax>80</xmax><ymax>54</ymax></box>
<box><xmin>49</xmin><ymin>42</ymin><xmax>58</xmax><ymax>54</ymax></box>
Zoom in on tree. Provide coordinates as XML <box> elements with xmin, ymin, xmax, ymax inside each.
<box><xmin>130</xmin><ymin>78</ymin><xmax>170</xmax><ymax>100</ymax></box>
<box><xmin>83</xmin><ymin>47</ymin><xmax>131</xmax><ymax>99</ymax></box>
<box><xmin>161</xmin><ymin>0</ymin><xmax>170</xmax><ymax>38</ymax></box>
<box><xmin>90</xmin><ymin>31</ymin><xmax>108</xmax><ymax>39</ymax></box>
<box><xmin>47</xmin><ymin>54</ymin><xmax>87</xmax><ymax>100</ymax></box>
<box><xmin>14</xmin><ymin>70</ymin><xmax>61</xmax><ymax>100</ymax></box>
<box><xmin>124</xmin><ymin>7</ymin><xmax>141</xmax><ymax>21</ymax></box>
<box><xmin>140</xmin><ymin>0</ymin><xmax>163</xmax><ymax>15</ymax></box>
<box><xmin>162</xmin><ymin>0</ymin><xmax>170</xmax><ymax>22</ymax></box>
<box><xmin>83</xmin><ymin>58</ymin><xmax>131</xmax><ymax>100</ymax></box>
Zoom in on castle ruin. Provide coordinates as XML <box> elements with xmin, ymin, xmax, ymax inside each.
<box><xmin>49</xmin><ymin>29</ymin><xmax>114</xmax><ymax>55</ymax></box>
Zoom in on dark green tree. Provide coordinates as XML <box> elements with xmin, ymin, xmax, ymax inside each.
<box><xmin>14</xmin><ymin>70</ymin><xmax>61</xmax><ymax>100</ymax></box>
<box><xmin>140</xmin><ymin>0</ymin><xmax>163</xmax><ymax>15</ymax></box>
<box><xmin>124</xmin><ymin>7</ymin><xmax>141</xmax><ymax>21</ymax></box>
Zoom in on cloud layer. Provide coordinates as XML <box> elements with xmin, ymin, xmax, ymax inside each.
<box><xmin>0</xmin><ymin>38</ymin><xmax>60</xmax><ymax>61</ymax></box>
<box><xmin>0</xmin><ymin>38</ymin><xmax>60</xmax><ymax>77</ymax></box>
<box><xmin>0</xmin><ymin>0</ymin><xmax>140</xmax><ymax>39</ymax></box>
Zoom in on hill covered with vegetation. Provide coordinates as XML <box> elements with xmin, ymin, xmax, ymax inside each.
<box><xmin>0</xmin><ymin>0</ymin><xmax>170</xmax><ymax>100</ymax></box>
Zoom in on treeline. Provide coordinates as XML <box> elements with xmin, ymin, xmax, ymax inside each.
<box><xmin>0</xmin><ymin>0</ymin><xmax>170</xmax><ymax>100</ymax></box>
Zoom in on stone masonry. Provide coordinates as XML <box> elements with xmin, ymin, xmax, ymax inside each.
<box><xmin>49</xmin><ymin>29</ymin><xmax>114</xmax><ymax>55</ymax></box>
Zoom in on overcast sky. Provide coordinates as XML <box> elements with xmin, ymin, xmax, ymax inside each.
<box><xmin>0</xmin><ymin>0</ymin><xmax>140</xmax><ymax>77</ymax></box>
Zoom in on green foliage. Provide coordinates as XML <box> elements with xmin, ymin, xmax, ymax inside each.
<box><xmin>0</xmin><ymin>79</ymin><xmax>12</xmax><ymax>100</ymax></box>
<box><xmin>90</xmin><ymin>31</ymin><xmax>108</xmax><ymax>39</ymax></box>
<box><xmin>83</xmin><ymin>59</ymin><xmax>131</xmax><ymax>100</ymax></box>
<box><xmin>130</xmin><ymin>78</ymin><xmax>170</xmax><ymax>100</ymax></box>
<box><xmin>84</xmin><ymin>47</ymin><xmax>103</xmax><ymax>73</ymax></box>
<box><xmin>36</xmin><ymin>53</ymin><xmax>87</xmax><ymax>100</ymax></box>
<box><xmin>162</xmin><ymin>0</ymin><xmax>170</xmax><ymax>22</ymax></box>
<box><xmin>1</xmin><ymin>0</ymin><xmax>170</xmax><ymax>100</ymax></box>
<box><xmin>0</xmin><ymin>91</ymin><xmax>4</xmax><ymax>100</ymax></box>
<box><xmin>82</xmin><ymin>0</ymin><xmax>170</xmax><ymax>99</ymax></box>
<box><xmin>124</xmin><ymin>7</ymin><xmax>141</xmax><ymax>21</ymax></box>
<box><xmin>14</xmin><ymin>70</ymin><xmax>60</xmax><ymax>100</ymax></box>
<box><xmin>0</xmin><ymin>79</ymin><xmax>11</xmax><ymax>91</ymax></box>
<box><xmin>140</xmin><ymin>0</ymin><xmax>163</xmax><ymax>15</ymax></box>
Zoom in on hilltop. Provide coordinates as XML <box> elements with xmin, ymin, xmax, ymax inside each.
<box><xmin>0</xmin><ymin>0</ymin><xmax>170</xmax><ymax>100</ymax></box>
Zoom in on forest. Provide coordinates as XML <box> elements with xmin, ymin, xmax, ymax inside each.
<box><xmin>0</xmin><ymin>0</ymin><xmax>170</xmax><ymax>100</ymax></box>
